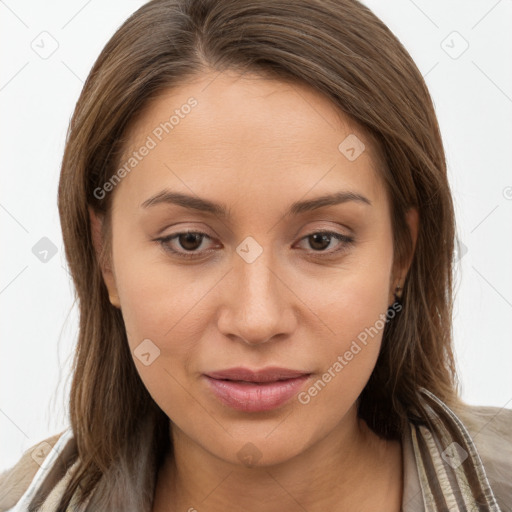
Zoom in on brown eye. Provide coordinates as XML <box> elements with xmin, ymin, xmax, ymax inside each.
<box><xmin>156</xmin><ymin>231</ymin><xmax>215</xmax><ymax>259</ymax></box>
<box><xmin>308</xmin><ymin>233</ymin><xmax>332</xmax><ymax>251</ymax></box>
<box><xmin>297</xmin><ymin>231</ymin><xmax>355</xmax><ymax>255</ymax></box>
<box><xmin>177</xmin><ymin>232</ymin><xmax>204</xmax><ymax>251</ymax></box>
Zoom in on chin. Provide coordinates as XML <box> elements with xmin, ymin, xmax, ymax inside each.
<box><xmin>210</xmin><ymin>432</ymin><xmax>309</xmax><ymax>469</ymax></box>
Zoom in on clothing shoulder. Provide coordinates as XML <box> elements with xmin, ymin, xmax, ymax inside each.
<box><xmin>452</xmin><ymin>400</ymin><xmax>512</xmax><ymax>511</ymax></box>
<box><xmin>0</xmin><ymin>431</ymin><xmax>65</xmax><ymax>512</ymax></box>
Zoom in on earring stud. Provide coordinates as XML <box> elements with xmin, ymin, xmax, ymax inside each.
<box><xmin>394</xmin><ymin>282</ymin><xmax>403</xmax><ymax>301</ymax></box>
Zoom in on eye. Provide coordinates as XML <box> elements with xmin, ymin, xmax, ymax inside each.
<box><xmin>154</xmin><ymin>230</ymin><xmax>354</xmax><ymax>260</ymax></box>
<box><xmin>295</xmin><ymin>231</ymin><xmax>355</xmax><ymax>256</ymax></box>
<box><xmin>156</xmin><ymin>231</ymin><xmax>216</xmax><ymax>259</ymax></box>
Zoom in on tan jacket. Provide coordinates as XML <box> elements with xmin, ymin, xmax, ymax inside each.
<box><xmin>1</xmin><ymin>392</ymin><xmax>511</xmax><ymax>511</ymax></box>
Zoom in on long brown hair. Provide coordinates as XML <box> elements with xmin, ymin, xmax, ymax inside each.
<box><xmin>53</xmin><ymin>0</ymin><xmax>459</xmax><ymax>509</ymax></box>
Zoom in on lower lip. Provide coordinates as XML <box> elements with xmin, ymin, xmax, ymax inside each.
<box><xmin>204</xmin><ymin>375</ymin><xmax>311</xmax><ymax>412</ymax></box>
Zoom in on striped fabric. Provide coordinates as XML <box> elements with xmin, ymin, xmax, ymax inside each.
<box><xmin>410</xmin><ymin>387</ymin><xmax>502</xmax><ymax>511</ymax></box>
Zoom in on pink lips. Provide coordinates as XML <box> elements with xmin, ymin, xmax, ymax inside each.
<box><xmin>204</xmin><ymin>367</ymin><xmax>311</xmax><ymax>412</ymax></box>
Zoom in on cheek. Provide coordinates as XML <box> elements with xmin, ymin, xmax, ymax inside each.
<box><xmin>113</xmin><ymin>255</ymin><xmax>210</xmax><ymax>416</ymax></box>
<box><xmin>111</xmin><ymin>217</ymin><xmax>213</xmax><ymax>345</ymax></box>
<box><xmin>323</xmin><ymin>267</ymin><xmax>392</xmax><ymax>350</ymax></box>
<box><xmin>116</xmin><ymin>260</ymin><xmax>215</xmax><ymax>357</ymax></box>
<box><xmin>301</xmin><ymin>244</ymin><xmax>394</xmax><ymax>406</ymax></box>
<box><xmin>111</xmin><ymin>238</ymin><xmax>224</xmax><ymax>411</ymax></box>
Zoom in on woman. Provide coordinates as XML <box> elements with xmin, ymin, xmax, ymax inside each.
<box><xmin>1</xmin><ymin>0</ymin><xmax>510</xmax><ymax>510</ymax></box>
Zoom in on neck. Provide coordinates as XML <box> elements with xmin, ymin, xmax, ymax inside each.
<box><xmin>153</xmin><ymin>407</ymin><xmax>403</xmax><ymax>512</ymax></box>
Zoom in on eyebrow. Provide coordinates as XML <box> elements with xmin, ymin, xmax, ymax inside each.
<box><xmin>140</xmin><ymin>189</ymin><xmax>372</xmax><ymax>217</ymax></box>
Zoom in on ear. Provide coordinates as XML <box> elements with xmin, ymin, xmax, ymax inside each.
<box><xmin>88</xmin><ymin>206</ymin><xmax>121</xmax><ymax>309</ymax></box>
<box><xmin>389</xmin><ymin>206</ymin><xmax>419</xmax><ymax>304</ymax></box>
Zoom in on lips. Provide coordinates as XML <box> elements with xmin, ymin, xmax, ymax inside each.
<box><xmin>205</xmin><ymin>366</ymin><xmax>310</xmax><ymax>383</ymax></box>
<box><xmin>203</xmin><ymin>367</ymin><xmax>312</xmax><ymax>412</ymax></box>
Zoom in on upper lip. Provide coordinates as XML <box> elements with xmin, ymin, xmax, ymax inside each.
<box><xmin>205</xmin><ymin>366</ymin><xmax>311</xmax><ymax>383</ymax></box>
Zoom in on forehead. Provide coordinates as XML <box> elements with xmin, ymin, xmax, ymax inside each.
<box><xmin>113</xmin><ymin>70</ymin><xmax>387</xmax><ymax>213</ymax></box>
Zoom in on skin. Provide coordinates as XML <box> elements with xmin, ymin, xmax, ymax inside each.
<box><xmin>90</xmin><ymin>70</ymin><xmax>418</xmax><ymax>511</ymax></box>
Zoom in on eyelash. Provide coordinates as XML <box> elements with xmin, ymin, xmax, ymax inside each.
<box><xmin>155</xmin><ymin>230</ymin><xmax>355</xmax><ymax>260</ymax></box>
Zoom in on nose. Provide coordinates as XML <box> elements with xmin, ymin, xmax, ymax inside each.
<box><xmin>217</xmin><ymin>249</ymin><xmax>297</xmax><ymax>346</ymax></box>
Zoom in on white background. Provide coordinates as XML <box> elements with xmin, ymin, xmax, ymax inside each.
<box><xmin>1</xmin><ymin>0</ymin><xmax>511</xmax><ymax>472</ymax></box>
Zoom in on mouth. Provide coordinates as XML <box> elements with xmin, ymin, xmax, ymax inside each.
<box><xmin>205</xmin><ymin>366</ymin><xmax>310</xmax><ymax>383</ymax></box>
<box><xmin>203</xmin><ymin>368</ymin><xmax>312</xmax><ymax>412</ymax></box>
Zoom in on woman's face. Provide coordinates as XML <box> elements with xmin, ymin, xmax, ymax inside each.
<box><xmin>92</xmin><ymin>70</ymin><xmax>416</xmax><ymax>466</ymax></box>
